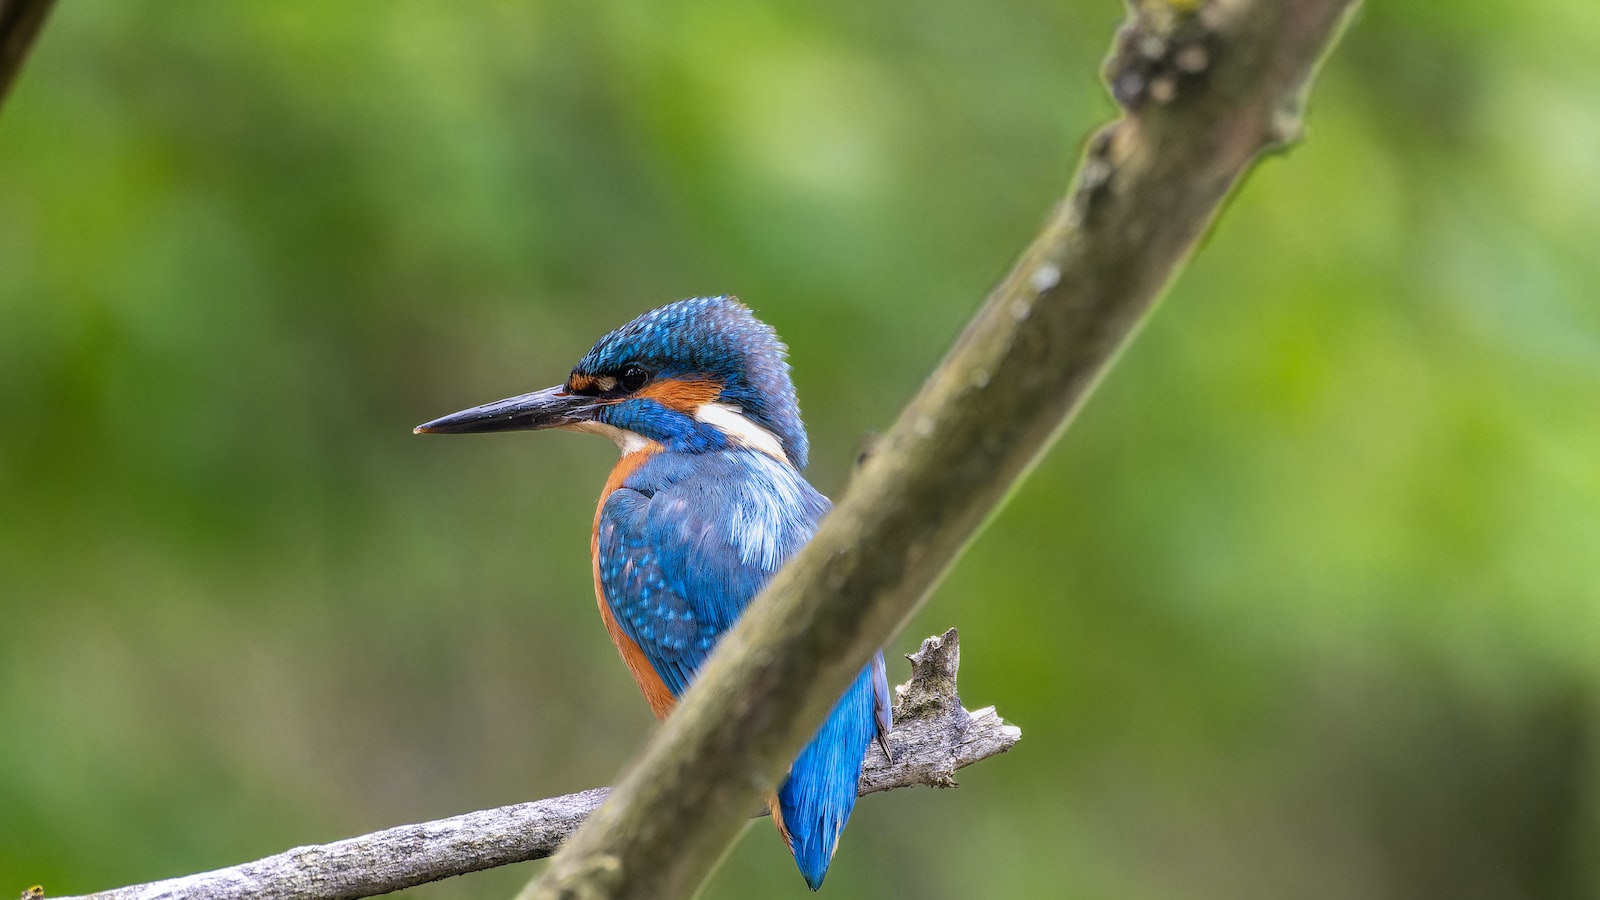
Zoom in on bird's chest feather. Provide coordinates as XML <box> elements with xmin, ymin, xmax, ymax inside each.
<box><xmin>588</xmin><ymin>443</ymin><xmax>676</xmax><ymax>717</ymax></box>
<box><xmin>589</xmin><ymin>448</ymin><xmax>827</xmax><ymax>714</ymax></box>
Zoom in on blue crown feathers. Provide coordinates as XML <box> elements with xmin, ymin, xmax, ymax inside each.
<box><xmin>572</xmin><ymin>297</ymin><xmax>810</xmax><ymax>469</ymax></box>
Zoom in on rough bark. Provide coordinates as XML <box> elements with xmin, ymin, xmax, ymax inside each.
<box><xmin>523</xmin><ymin>2</ymin><xmax>1361</xmax><ymax>898</ymax></box>
<box><xmin>43</xmin><ymin>631</ymin><xmax>1016</xmax><ymax>900</ymax></box>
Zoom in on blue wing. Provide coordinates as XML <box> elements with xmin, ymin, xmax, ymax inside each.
<box><xmin>596</xmin><ymin>448</ymin><xmax>829</xmax><ymax>695</ymax></box>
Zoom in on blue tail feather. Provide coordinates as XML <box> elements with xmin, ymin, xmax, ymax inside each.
<box><xmin>778</xmin><ymin>656</ymin><xmax>889</xmax><ymax>891</ymax></box>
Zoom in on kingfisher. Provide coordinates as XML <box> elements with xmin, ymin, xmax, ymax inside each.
<box><xmin>415</xmin><ymin>296</ymin><xmax>890</xmax><ymax>890</ymax></box>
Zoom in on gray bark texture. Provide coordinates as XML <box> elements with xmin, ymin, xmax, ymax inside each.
<box><xmin>43</xmin><ymin>631</ymin><xmax>1016</xmax><ymax>900</ymax></box>
<box><xmin>523</xmin><ymin>1</ymin><xmax>1360</xmax><ymax>898</ymax></box>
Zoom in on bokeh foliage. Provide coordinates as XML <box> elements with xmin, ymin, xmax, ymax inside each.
<box><xmin>3</xmin><ymin>2</ymin><xmax>1597</xmax><ymax>898</ymax></box>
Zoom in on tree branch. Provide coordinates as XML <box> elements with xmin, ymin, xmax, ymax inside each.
<box><xmin>524</xmin><ymin>2</ymin><xmax>1360</xmax><ymax>898</ymax></box>
<box><xmin>42</xmin><ymin>630</ymin><xmax>1015</xmax><ymax>900</ymax></box>
<box><xmin>0</xmin><ymin>0</ymin><xmax>56</xmax><ymax>110</ymax></box>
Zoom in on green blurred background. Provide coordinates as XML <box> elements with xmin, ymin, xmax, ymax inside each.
<box><xmin>3</xmin><ymin>1</ymin><xmax>1598</xmax><ymax>897</ymax></box>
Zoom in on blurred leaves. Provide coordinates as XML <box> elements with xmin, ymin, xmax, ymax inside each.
<box><xmin>1</xmin><ymin>1</ymin><xmax>1596</xmax><ymax>898</ymax></box>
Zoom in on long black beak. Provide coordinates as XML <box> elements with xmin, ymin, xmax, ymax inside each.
<box><xmin>413</xmin><ymin>385</ymin><xmax>596</xmax><ymax>435</ymax></box>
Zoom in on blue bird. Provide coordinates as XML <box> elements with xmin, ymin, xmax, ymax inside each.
<box><xmin>415</xmin><ymin>296</ymin><xmax>891</xmax><ymax>890</ymax></box>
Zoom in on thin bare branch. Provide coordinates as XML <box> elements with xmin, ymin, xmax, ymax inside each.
<box><xmin>43</xmin><ymin>631</ymin><xmax>1016</xmax><ymax>900</ymax></box>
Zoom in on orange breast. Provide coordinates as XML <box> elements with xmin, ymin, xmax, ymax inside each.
<box><xmin>592</xmin><ymin>444</ymin><xmax>677</xmax><ymax>720</ymax></box>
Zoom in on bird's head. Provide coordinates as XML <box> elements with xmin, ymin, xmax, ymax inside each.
<box><xmin>415</xmin><ymin>296</ymin><xmax>809</xmax><ymax>469</ymax></box>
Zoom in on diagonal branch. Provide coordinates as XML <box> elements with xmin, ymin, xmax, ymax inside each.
<box><xmin>42</xmin><ymin>631</ymin><xmax>1016</xmax><ymax>900</ymax></box>
<box><xmin>0</xmin><ymin>0</ymin><xmax>56</xmax><ymax>110</ymax></box>
<box><xmin>523</xmin><ymin>2</ymin><xmax>1361</xmax><ymax>898</ymax></box>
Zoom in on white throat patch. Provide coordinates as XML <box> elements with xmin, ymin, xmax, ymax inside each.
<box><xmin>566</xmin><ymin>420</ymin><xmax>653</xmax><ymax>456</ymax></box>
<box><xmin>695</xmin><ymin>402</ymin><xmax>789</xmax><ymax>463</ymax></box>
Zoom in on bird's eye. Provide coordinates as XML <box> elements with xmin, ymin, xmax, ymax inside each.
<box><xmin>619</xmin><ymin>365</ymin><xmax>650</xmax><ymax>392</ymax></box>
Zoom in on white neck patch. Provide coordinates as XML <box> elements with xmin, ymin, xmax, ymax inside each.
<box><xmin>695</xmin><ymin>402</ymin><xmax>789</xmax><ymax>463</ymax></box>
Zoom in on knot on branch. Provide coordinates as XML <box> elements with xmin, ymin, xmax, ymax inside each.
<box><xmin>1107</xmin><ymin>2</ymin><xmax>1218</xmax><ymax>110</ymax></box>
<box><xmin>896</xmin><ymin>628</ymin><xmax>963</xmax><ymax>718</ymax></box>
<box><xmin>863</xmin><ymin>628</ymin><xmax>1021</xmax><ymax>793</ymax></box>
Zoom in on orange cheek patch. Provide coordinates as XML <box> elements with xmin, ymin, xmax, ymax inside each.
<box><xmin>638</xmin><ymin>377</ymin><xmax>723</xmax><ymax>413</ymax></box>
<box><xmin>568</xmin><ymin>373</ymin><xmax>597</xmax><ymax>393</ymax></box>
